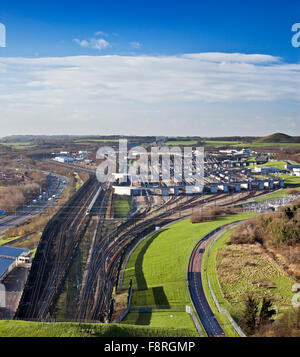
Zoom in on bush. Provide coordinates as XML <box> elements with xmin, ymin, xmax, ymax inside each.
<box><xmin>286</xmin><ymin>188</ymin><xmax>300</xmax><ymax>196</ymax></box>
<box><xmin>191</xmin><ymin>205</ymin><xmax>239</xmax><ymax>224</ymax></box>
<box><xmin>229</xmin><ymin>200</ymin><xmax>300</xmax><ymax>248</ymax></box>
<box><xmin>229</xmin><ymin>219</ymin><xmax>262</xmax><ymax>244</ymax></box>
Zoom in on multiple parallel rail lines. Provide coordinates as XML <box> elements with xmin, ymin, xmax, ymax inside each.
<box><xmin>74</xmin><ymin>190</ymin><xmax>256</xmax><ymax>321</ymax></box>
<box><xmin>15</xmin><ymin>175</ymin><xmax>101</xmax><ymax>320</ymax></box>
<box><xmin>15</xmin><ymin>173</ymin><xmax>257</xmax><ymax>323</ymax></box>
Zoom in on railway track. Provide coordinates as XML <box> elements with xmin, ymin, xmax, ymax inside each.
<box><xmin>15</xmin><ymin>180</ymin><xmax>258</xmax><ymax>322</ymax></box>
<box><xmin>74</xmin><ymin>190</ymin><xmax>256</xmax><ymax>322</ymax></box>
<box><xmin>15</xmin><ymin>175</ymin><xmax>101</xmax><ymax>320</ymax></box>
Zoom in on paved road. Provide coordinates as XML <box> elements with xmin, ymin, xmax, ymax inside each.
<box><xmin>188</xmin><ymin>227</ymin><xmax>227</xmax><ymax>337</ymax></box>
<box><xmin>0</xmin><ymin>174</ymin><xmax>67</xmax><ymax>233</ymax></box>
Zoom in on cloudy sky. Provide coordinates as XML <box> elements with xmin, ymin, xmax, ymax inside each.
<box><xmin>0</xmin><ymin>0</ymin><xmax>299</xmax><ymax>137</ymax></box>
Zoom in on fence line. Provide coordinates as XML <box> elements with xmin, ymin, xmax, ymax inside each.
<box><xmin>121</xmin><ymin>304</ymin><xmax>203</xmax><ymax>337</ymax></box>
<box><xmin>206</xmin><ymin>227</ymin><xmax>246</xmax><ymax>337</ymax></box>
<box><xmin>112</xmin><ymin>283</ymin><xmax>133</xmax><ymax>324</ymax></box>
<box><xmin>130</xmin><ymin>305</ymin><xmax>186</xmax><ymax>313</ymax></box>
<box><xmin>185</xmin><ymin>305</ymin><xmax>203</xmax><ymax>337</ymax></box>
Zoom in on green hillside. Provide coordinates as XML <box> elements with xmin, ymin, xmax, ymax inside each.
<box><xmin>254</xmin><ymin>133</ymin><xmax>300</xmax><ymax>144</ymax></box>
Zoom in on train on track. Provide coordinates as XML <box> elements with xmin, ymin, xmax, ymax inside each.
<box><xmin>86</xmin><ymin>186</ymin><xmax>102</xmax><ymax>215</ymax></box>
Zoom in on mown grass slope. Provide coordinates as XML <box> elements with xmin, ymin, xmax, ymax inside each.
<box><xmin>121</xmin><ymin>213</ymin><xmax>256</xmax><ymax>332</ymax></box>
<box><xmin>113</xmin><ymin>195</ymin><xmax>133</xmax><ymax>218</ymax></box>
<box><xmin>0</xmin><ymin>320</ymin><xmax>196</xmax><ymax>337</ymax></box>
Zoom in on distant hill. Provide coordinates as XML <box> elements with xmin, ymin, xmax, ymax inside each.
<box><xmin>255</xmin><ymin>133</ymin><xmax>300</xmax><ymax>144</ymax></box>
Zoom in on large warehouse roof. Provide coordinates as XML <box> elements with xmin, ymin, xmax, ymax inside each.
<box><xmin>0</xmin><ymin>257</ymin><xmax>14</xmax><ymax>280</ymax></box>
<box><xmin>0</xmin><ymin>246</ymin><xmax>30</xmax><ymax>259</ymax></box>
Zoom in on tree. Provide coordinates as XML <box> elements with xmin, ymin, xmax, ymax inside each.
<box><xmin>243</xmin><ymin>294</ymin><xmax>259</xmax><ymax>335</ymax></box>
<box><xmin>259</xmin><ymin>297</ymin><xmax>276</xmax><ymax>327</ymax></box>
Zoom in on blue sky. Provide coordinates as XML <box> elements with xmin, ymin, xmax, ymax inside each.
<box><xmin>1</xmin><ymin>0</ymin><xmax>300</xmax><ymax>60</ymax></box>
<box><xmin>0</xmin><ymin>0</ymin><xmax>299</xmax><ymax>136</ymax></box>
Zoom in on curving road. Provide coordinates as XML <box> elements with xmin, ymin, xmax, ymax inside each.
<box><xmin>188</xmin><ymin>227</ymin><xmax>227</xmax><ymax>337</ymax></box>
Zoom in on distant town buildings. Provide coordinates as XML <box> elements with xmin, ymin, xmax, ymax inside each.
<box><xmin>52</xmin><ymin>150</ymin><xmax>92</xmax><ymax>164</ymax></box>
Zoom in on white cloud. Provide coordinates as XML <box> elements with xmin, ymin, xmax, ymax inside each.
<box><xmin>130</xmin><ymin>42</ymin><xmax>142</xmax><ymax>49</ymax></box>
<box><xmin>74</xmin><ymin>37</ymin><xmax>111</xmax><ymax>51</ymax></box>
<box><xmin>182</xmin><ymin>52</ymin><xmax>281</xmax><ymax>64</ymax></box>
<box><xmin>0</xmin><ymin>52</ymin><xmax>299</xmax><ymax>136</ymax></box>
<box><xmin>95</xmin><ymin>31</ymin><xmax>108</xmax><ymax>37</ymax></box>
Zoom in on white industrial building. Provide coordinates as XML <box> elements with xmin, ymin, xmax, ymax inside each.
<box><xmin>0</xmin><ymin>246</ymin><xmax>30</xmax><ymax>282</ymax></box>
<box><xmin>293</xmin><ymin>168</ymin><xmax>300</xmax><ymax>177</ymax></box>
<box><xmin>253</xmin><ymin>166</ymin><xmax>282</xmax><ymax>175</ymax></box>
<box><xmin>219</xmin><ymin>148</ymin><xmax>252</xmax><ymax>156</ymax></box>
<box><xmin>53</xmin><ymin>156</ymin><xmax>75</xmax><ymax>163</ymax></box>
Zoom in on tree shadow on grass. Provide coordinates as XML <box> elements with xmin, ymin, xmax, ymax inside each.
<box><xmin>135</xmin><ymin>229</ymin><xmax>168</xmax><ymax>290</ymax></box>
<box><xmin>134</xmin><ymin>229</ymin><xmax>170</xmax><ymax>325</ymax></box>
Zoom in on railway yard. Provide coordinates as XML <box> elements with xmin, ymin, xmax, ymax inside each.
<box><xmin>1</xmin><ymin>140</ymin><xmax>300</xmax><ymax>337</ymax></box>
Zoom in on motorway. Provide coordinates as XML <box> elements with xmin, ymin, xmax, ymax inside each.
<box><xmin>0</xmin><ymin>174</ymin><xmax>67</xmax><ymax>233</ymax></box>
<box><xmin>188</xmin><ymin>227</ymin><xmax>229</xmax><ymax>337</ymax></box>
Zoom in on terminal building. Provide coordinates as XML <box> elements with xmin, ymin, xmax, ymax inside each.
<box><xmin>0</xmin><ymin>246</ymin><xmax>30</xmax><ymax>282</ymax></box>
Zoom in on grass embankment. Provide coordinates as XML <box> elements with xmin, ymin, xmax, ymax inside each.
<box><xmin>74</xmin><ymin>174</ymin><xmax>83</xmax><ymax>191</ymax></box>
<box><xmin>0</xmin><ymin>320</ymin><xmax>195</xmax><ymax>337</ymax></box>
<box><xmin>121</xmin><ymin>212</ymin><xmax>256</xmax><ymax>334</ymax></box>
<box><xmin>0</xmin><ymin>236</ymin><xmax>22</xmax><ymax>246</ymax></box>
<box><xmin>202</xmin><ymin>227</ymin><xmax>295</xmax><ymax>336</ymax></box>
<box><xmin>113</xmin><ymin>195</ymin><xmax>133</xmax><ymax>218</ymax></box>
<box><xmin>165</xmin><ymin>141</ymin><xmax>197</xmax><ymax>146</ymax></box>
<box><xmin>259</xmin><ymin>160</ymin><xmax>287</xmax><ymax>170</ymax></box>
<box><xmin>253</xmin><ymin>174</ymin><xmax>300</xmax><ymax>202</ymax></box>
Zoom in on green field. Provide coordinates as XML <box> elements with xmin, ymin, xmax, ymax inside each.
<box><xmin>0</xmin><ymin>142</ymin><xmax>37</xmax><ymax>149</ymax></box>
<box><xmin>203</xmin><ymin>141</ymin><xmax>246</xmax><ymax>147</ymax></box>
<box><xmin>259</xmin><ymin>160</ymin><xmax>287</xmax><ymax>170</ymax></box>
<box><xmin>165</xmin><ymin>140</ymin><xmax>198</xmax><ymax>146</ymax></box>
<box><xmin>202</xmin><ymin>227</ymin><xmax>296</xmax><ymax>333</ymax></box>
<box><xmin>121</xmin><ymin>212</ymin><xmax>256</xmax><ymax>333</ymax></box>
<box><xmin>122</xmin><ymin>311</ymin><xmax>197</xmax><ymax>333</ymax></box>
<box><xmin>253</xmin><ymin>189</ymin><xmax>288</xmax><ymax>202</ymax></box>
<box><xmin>113</xmin><ymin>195</ymin><xmax>133</xmax><ymax>218</ymax></box>
<box><xmin>75</xmin><ymin>139</ymin><xmax>120</xmax><ymax>144</ymax></box>
<box><xmin>0</xmin><ymin>320</ymin><xmax>196</xmax><ymax>337</ymax></box>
